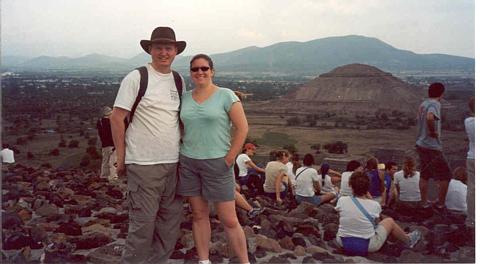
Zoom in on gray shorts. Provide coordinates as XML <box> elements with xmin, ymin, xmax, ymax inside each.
<box><xmin>177</xmin><ymin>154</ymin><xmax>235</xmax><ymax>202</ymax></box>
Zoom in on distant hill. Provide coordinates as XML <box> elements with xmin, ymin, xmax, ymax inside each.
<box><xmin>2</xmin><ymin>35</ymin><xmax>474</xmax><ymax>75</ymax></box>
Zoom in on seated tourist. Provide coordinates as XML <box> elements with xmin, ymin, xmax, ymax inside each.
<box><xmin>234</xmin><ymin>183</ymin><xmax>264</xmax><ymax>219</ymax></box>
<box><xmin>336</xmin><ymin>171</ymin><xmax>421</xmax><ymax>255</ymax></box>
<box><xmin>445</xmin><ymin>167</ymin><xmax>467</xmax><ymax>214</ymax></box>
<box><xmin>394</xmin><ymin>156</ymin><xmax>422</xmax><ymax>209</ymax></box>
<box><xmin>319</xmin><ymin>163</ymin><xmax>341</xmax><ymax>203</ymax></box>
<box><xmin>294</xmin><ymin>154</ymin><xmax>335</xmax><ymax>205</ymax></box>
<box><xmin>340</xmin><ymin>160</ymin><xmax>364</xmax><ymax>196</ymax></box>
<box><xmin>235</xmin><ymin>143</ymin><xmax>265</xmax><ymax>189</ymax></box>
<box><xmin>263</xmin><ymin>150</ymin><xmax>292</xmax><ymax>204</ymax></box>
<box><xmin>365</xmin><ymin>157</ymin><xmax>384</xmax><ymax>203</ymax></box>
<box><xmin>382</xmin><ymin>161</ymin><xmax>399</xmax><ymax>207</ymax></box>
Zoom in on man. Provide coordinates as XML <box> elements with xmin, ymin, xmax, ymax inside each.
<box><xmin>96</xmin><ymin>106</ymin><xmax>117</xmax><ymax>181</ymax></box>
<box><xmin>465</xmin><ymin>97</ymin><xmax>474</xmax><ymax>228</ymax></box>
<box><xmin>110</xmin><ymin>27</ymin><xmax>186</xmax><ymax>264</ymax></box>
<box><xmin>415</xmin><ymin>82</ymin><xmax>452</xmax><ymax>210</ymax></box>
<box><xmin>382</xmin><ymin>161</ymin><xmax>398</xmax><ymax>207</ymax></box>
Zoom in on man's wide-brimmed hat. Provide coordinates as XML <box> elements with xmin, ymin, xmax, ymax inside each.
<box><xmin>140</xmin><ymin>27</ymin><xmax>186</xmax><ymax>55</ymax></box>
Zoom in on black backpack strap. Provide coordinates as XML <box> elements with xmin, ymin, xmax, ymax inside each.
<box><xmin>129</xmin><ymin>66</ymin><xmax>148</xmax><ymax>123</ymax></box>
<box><xmin>172</xmin><ymin>70</ymin><xmax>184</xmax><ymax>136</ymax></box>
<box><xmin>172</xmin><ymin>70</ymin><xmax>183</xmax><ymax>98</ymax></box>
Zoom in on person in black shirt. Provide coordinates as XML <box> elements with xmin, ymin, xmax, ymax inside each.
<box><xmin>97</xmin><ymin>106</ymin><xmax>117</xmax><ymax>180</ymax></box>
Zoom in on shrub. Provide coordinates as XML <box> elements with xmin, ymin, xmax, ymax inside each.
<box><xmin>323</xmin><ymin>141</ymin><xmax>348</xmax><ymax>154</ymax></box>
<box><xmin>49</xmin><ymin>148</ymin><xmax>60</xmax><ymax>156</ymax></box>
<box><xmin>58</xmin><ymin>139</ymin><xmax>67</xmax><ymax>148</ymax></box>
<box><xmin>283</xmin><ymin>144</ymin><xmax>298</xmax><ymax>154</ymax></box>
<box><xmin>68</xmin><ymin>140</ymin><xmax>79</xmax><ymax>148</ymax></box>
<box><xmin>286</xmin><ymin>116</ymin><xmax>301</xmax><ymax>126</ymax></box>
<box><xmin>80</xmin><ymin>155</ymin><xmax>90</xmax><ymax>167</ymax></box>
<box><xmin>27</xmin><ymin>152</ymin><xmax>34</xmax><ymax>159</ymax></box>
<box><xmin>87</xmin><ymin>137</ymin><xmax>97</xmax><ymax>146</ymax></box>
<box><xmin>86</xmin><ymin>146</ymin><xmax>101</xmax><ymax>159</ymax></box>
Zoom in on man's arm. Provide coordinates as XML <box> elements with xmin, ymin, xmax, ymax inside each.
<box><xmin>110</xmin><ymin>107</ymin><xmax>129</xmax><ymax>177</ymax></box>
<box><xmin>426</xmin><ymin>112</ymin><xmax>438</xmax><ymax>138</ymax></box>
<box><xmin>246</xmin><ymin>160</ymin><xmax>265</xmax><ymax>173</ymax></box>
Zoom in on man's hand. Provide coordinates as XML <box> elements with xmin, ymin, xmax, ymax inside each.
<box><xmin>224</xmin><ymin>155</ymin><xmax>235</xmax><ymax>167</ymax></box>
<box><xmin>115</xmin><ymin>161</ymin><xmax>126</xmax><ymax>177</ymax></box>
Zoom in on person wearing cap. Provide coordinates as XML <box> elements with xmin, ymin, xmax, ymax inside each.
<box><xmin>110</xmin><ymin>27</ymin><xmax>186</xmax><ymax>263</ymax></box>
<box><xmin>96</xmin><ymin>106</ymin><xmax>117</xmax><ymax>181</ymax></box>
<box><xmin>236</xmin><ymin>143</ymin><xmax>265</xmax><ymax>190</ymax></box>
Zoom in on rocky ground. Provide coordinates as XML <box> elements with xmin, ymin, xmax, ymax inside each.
<box><xmin>2</xmin><ymin>164</ymin><xmax>475</xmax><ymax>263</ymax></box>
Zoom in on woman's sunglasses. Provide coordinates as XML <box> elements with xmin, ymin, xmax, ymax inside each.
<box><xmin>190</xmin><ymin>67</ymin><xmax>210</xmax><ymax>72</ymax></box>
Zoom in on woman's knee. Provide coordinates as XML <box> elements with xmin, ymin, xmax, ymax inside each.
<box><xmin>221</xmin><ymin>216</ymin><xmax>240</xmax><ymax>229</ymax></box>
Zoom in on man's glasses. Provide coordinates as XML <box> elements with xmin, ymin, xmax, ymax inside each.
<box><xmin>190</xmin><ymin>67</ymin><xmax>210</xmax><ymax>72</ymax></box>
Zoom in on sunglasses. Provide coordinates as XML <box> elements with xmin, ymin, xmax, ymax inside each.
<box><xmin>190</xmin><ymin>66</ymin><xmax>210</xmax><ymax>72</ymax></box>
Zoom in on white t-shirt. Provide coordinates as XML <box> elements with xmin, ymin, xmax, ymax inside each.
<box><xmin>321</xmin><ymin>174</ymin><xmax>337</xmax><ymax>194</ymax></box>
<box><xmin>236</xmin><ymin>153</ymin><xmax>251</xmax><ymax>177</ymax></box>
<box><xmin>294</xmin><ymin>166</ymin><xmax>320</xmax><ymax>197</ymax></box>
<box><xmin>286</xmin><ymin>161</ymin><xmax>296</xmax><ymax>185</ymax></box>
<box><xmin>465</xmin><ymin>117</ymin><xmax>475</xmax><ymax>160</ymax></box>
<box><xmin>336</xmin><ymin>196</ymin><xmax>381</xmax><ymax>239</ymax></box>
<box><xmin>114</xmin><ymin>64</ymin><xmax>185</xmax><ymax>164</ymax></box>
<box><xmin>445</xmin><ymin>179</ymin><xmax>467</xmax><ymax>213</ymax></box>
<box><xmin>1</xmin><ymin>148</ymin><xmax>15</xmax><ymax>163</ymax></box>
<box><xmin>340</xmin><ymin>171</ymin><xmax>353</xmax><ymax>196</ymax></box>
<box><xmin>393</xmin><ymin>170</ymin><xmax>421</xmax><ymax>202</ymax></box>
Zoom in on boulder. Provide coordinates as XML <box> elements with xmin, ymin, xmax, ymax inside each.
<box><xmin>87</xmin><ymin>243</ymin><xmax>123</xmax><ymax>264</ymax></box>
<box><xmin>323</xmin><ymin>223</ymin><xmax>338</xmax><ymax>241</ymax></box>
<box><xmin>69</xmin><ymin>232</ymin><xmax>113</xmax><ymax>250</ymax></box>
<box><xmin>279</xmin><ymin>236</ymin><xmax>295</xmax><ymax>250</ymax></box>
<box><xmin>35</xmin><ymin>203</ymin><xmax>58</xmax><ymax>217</ymax></box>
<box><xmin>294</xmin><ymin>245</ymin><xmax>306</xmax><ymax>256</ymax></box>
<box><xmin>255</xmin><ymin>234</ymin><xmax>282</xmax><ymax>253</ymax></box>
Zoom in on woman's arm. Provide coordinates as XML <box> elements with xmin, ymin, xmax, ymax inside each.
<box><xmin>226</xmin><ymin>102</ymin><xmax>248</xmax><ymax>166</ymax></box>
<box><xmin>246</xmin><ymin>160</ymin><xmax>265</xmax><ymax>173</ymax></box>
<box><xmin>328</xmin><ymin>169</ymin><xmax>342</xmax><ymax>177</ymax></box>
<box><xmin>275</xmin><ymin>171</ymin><xmax>284</xmax><ymax>202</ymax></box>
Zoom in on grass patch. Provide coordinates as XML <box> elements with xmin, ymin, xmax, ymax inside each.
<box><xmin>255</xmin><ymin>132</ymin><xmax>297</xmax><ymax>148</ymax></box>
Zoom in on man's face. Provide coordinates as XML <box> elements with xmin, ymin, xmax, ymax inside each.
<box><xmin>149</xmin><ymin>43</ymin><xmax>177</xmax><ymax>67</ymax></box>
<box><xmin>387</xmin><ymin>165</ymin><xmax>398</xmax><ymax>175</ymax></box>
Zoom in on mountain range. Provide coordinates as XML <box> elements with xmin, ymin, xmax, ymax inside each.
<box><xmin>2</xmin><ymin>35</ymin><xmax>474</xmax><ymax>76</ymax></box>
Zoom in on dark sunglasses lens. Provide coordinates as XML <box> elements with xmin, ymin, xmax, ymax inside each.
<box><xmin>190</xmin><ymin>67</ymin><xmax>210</xmax><ymax>72</ymax></box>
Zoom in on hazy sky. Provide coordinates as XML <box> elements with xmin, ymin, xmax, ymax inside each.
<box><xmin>2</xmin><ymin>0</ymin><xmax>475</xmax><ymax>58</ymax></box>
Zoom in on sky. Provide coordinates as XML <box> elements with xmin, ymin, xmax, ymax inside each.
<box><xmin>2</xmin><ymin>0</ymin><xmax>475</xmax><ymax>59</ymax></box>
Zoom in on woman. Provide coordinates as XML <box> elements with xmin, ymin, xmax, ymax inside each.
<box><xmin>294</xmin><ymin>154</ymin><xmax>335</xmax><ymax>205</ymax></box>
<box><xmin>339</xmin><ymin>160</ymin><xmax>364</xmax><ymax>196</ymax></box>
<box><xmin>394</xmin><ymin>156</ymin><xmax>422</xmax><ymax>209</ymax></box>
<box><xmin>177</xmin><ymin>54</ymin><xmax>249</xmax><ymax>264</ymax></box>
<box><xmin>336</xmin><ymin>171</ymin><xmax>421</xmax><ymax>255</ymax></box>
<box><xmin>365</xmin><ymin>157</ymin><xmax>384</xmax><ymax>203</ymax></box>
<box><xmin>263</xmin><ymin>150</ymin><xmax>292</xmax><ymax>204</ymax></box>
<box><xmin>319</xmin><ymin>163</ymin><xmax>341</xmax><ymax>203</ymax></box>
<box><xmin>235</xmin><ymin>143</ymin><xmax>265</xmax><ymax>189</ymax></box>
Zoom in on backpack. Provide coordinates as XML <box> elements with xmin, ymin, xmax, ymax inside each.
<box><xmin>128</xmin><ymin>66</ymin><xmax>183</xmax><ymax>124</ymax></box>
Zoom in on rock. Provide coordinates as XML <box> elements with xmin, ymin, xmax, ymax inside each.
<box><xmin>35</xmin><ymin>203</ymin><xmax>58</xmax><ymax>217</ymax></box>
<box><xmin>312</xmin><ymin>251</ymin><xmax>333</xmax><ymax>261</ymax></box>
<box><xmin>291</xmin><ymin>237</ymin><xmax>306</xmax><ymax>247</ymax></box>
<box><xmin>254</xmin><ymin>248</ymin><xmax>267</xmax><ymax>259</ymax></box>
<box><xmin>398</xmin><ymin>249</ymin><xmax>425</xmax><ymax>263</ymax></box>
<box><xmin>87</xmin><ymin>243</ymin><xmax>123</xmax><ymax>264</ymax></box>
<box><xmin>82</xmin><ymin>223</ymin><xmax>115</xmax><ymax>237</ymax></box>
<box><xmin>98</xmin><ymin>207</ymin><xmax>118</xmax><ymax>214</ymax></box>
<box><xmin>267</xmin><ymin>255</ymin><xmax>291</xmax><ymax>263</ymax></box>
<box><xmin>2</xmin><ymin>211</ymin><xmax>24</xmax><ymax>229</ymax></box>
<box><xmin>255</xmin><ymin>234</ymin><xmax>282</xmax><ymax>253</ymax></box>
<box><xmin>306</xmin><ymin>245</ymin><xmax>329</xmax><ymax>255</ymax></box>
<box><xmin>30</xmin><ymin>225</ymin><xmax>48</xmax><ymax>244</ymax></box>
<box><xmin>247</xmin><ymin>236</ymin><xmax>257</xmax><ymax>254</ymax></box>
<box><xmin>170</xmin><ymin>250</ymin><xmax>185</xmax><ymax>259</ymax></box>
<box><xmin>279</xmin><ymin>236</ymin><xmax>295</xmax><ymax>250</ymax></box>
<box><xmin>294</xmin><ymin>245</ymin><xmax>306</xmax><ymax>256</ymax></box>
<box><xmin>243</xmin><ymin>225</ymin><xmax>255</xmax><ymax>238</ymax></box>
<box><xmin>55</xmin><ymin>221</ymin><xmax>82</xmax><ymax>236</ymax></box>
<box><xmin>287</xmin><ymin>202</ymin><xmax>316</xmax><ymax>218</ymax></box>
<box><xmin>295</xmin><ymin>223</ymin><xmax>321</xmax><ymax>238</ymax></box>
<box><xmin>70</xmin><ymin>232</ymin><xmax>113</xmax><ymax>250</ymax></box>
<box><xmin>180</xmin><ymin>232</ymin><xmax>195</xmax><ymax>249</ymax></box>
<box><xmin>457</xmin><ymin>247</ymin><xmax>475</xmax><ymax>263</ymax></box>
<box><xmin>42</xmin><ymin>241</ymin><xmax>76</xmax><ymax>263</ymax></box>
<box><xmin>302</xmin><ymin>256</ymin><xmax>319</xmax><ymax>263</ymax></box>
<box><xmin>37</xmin><ymin>222</ymin><xmax>60</xmax><ymax>232</ymax></box>
<box><xmin>95</xmin><ymin>212</ymin><xmax>128</xmax><ymax>224</ymax></box>
<box><xmin>323</xmin><ymin>223</ymin><xmax>338</xmax><ymax>241</ymax></box>
<box><xmin>3</xmin><ymin>232</ymin><xmax>32</xmax><ymax>250</ymax></box>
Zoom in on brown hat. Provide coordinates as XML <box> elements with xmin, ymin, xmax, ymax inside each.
<box><xmin>140</xmin><ymin>27</ymin><xmax>186</xmax><ymax>55</ymax></box>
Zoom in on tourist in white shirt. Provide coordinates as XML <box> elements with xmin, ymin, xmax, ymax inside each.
<box><xmin>340</xmin><ymin>160</ymin><xmax>364</xmax><ymax>196</ymax></box>
<box><xmin>294</xmin><ymin>154</ymin><xmax>336</xmax><ymax>205</ymax></box>
<box><xmin>465</xmin><ymin>97</ymin><xmax>475</xmax><ymax>228</ymax></box>
<box><xmin>394</xmin><ymin>156</ymin><xmax>422</xmax><ymax>208</ymax></box>
<box><xmin>336</xmin><ymin>171</ymin><xmax>421</xmax><ymax>254</ymax></box>
<box><xmin>445</xmin><ymin>167</ymin><xmax>467</xmax><ymax>214</ymax></box>
<box><xmin>235</xmin><ymin>143</ymin><xmax>265</xmax><ymax>188</ymax></box>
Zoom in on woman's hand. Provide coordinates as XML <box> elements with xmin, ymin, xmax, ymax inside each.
<box><xmin>224</xmin><ymin>155</ymin><xmax>235</xmax><ymax>167</ymax></box>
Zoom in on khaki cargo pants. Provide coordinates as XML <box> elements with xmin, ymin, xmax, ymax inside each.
<box><xmin>122</xmin><ymin>163</ymin><xmax>183</xmax><ymax>264</ymax></box>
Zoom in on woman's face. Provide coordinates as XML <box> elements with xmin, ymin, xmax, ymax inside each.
<box><xmin>190</xmin><ymin>58</ymin><xmax>214</xmax><ymax>86</ymax></box>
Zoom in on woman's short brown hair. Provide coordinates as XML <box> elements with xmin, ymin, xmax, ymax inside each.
<box><xmin>349</xmin><ymin>171</ymin><xmax>370</xmax><ymax>196</ymax></box>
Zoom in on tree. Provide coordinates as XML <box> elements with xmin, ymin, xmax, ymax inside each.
<box><xmin>310</xmin><ymin>143</ymin><xmax>322</xmax><ymax>154</ymax></box>
<box><xmin>49</xmin><ymin>148</ymin><xmax>60</xmax><ymax>156</ymax></box>
<box><xmin>323</xmin><ymin>141</ymin><xmax>348</xmax><ymax>154</ymax></box>
<box><xmin>68</xmin><ymin>140</ymin><xmax>79</xmax><ymax>148</ymax></box>
<box><xmin>286</xmin><ymin>116</ymin><xmax>301</xmax><ymax>126</ymax></box>
<box><xmin>283</xmin><ymin>144</ymin><xmax>297</xmax><ymax>154</ymax></box>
